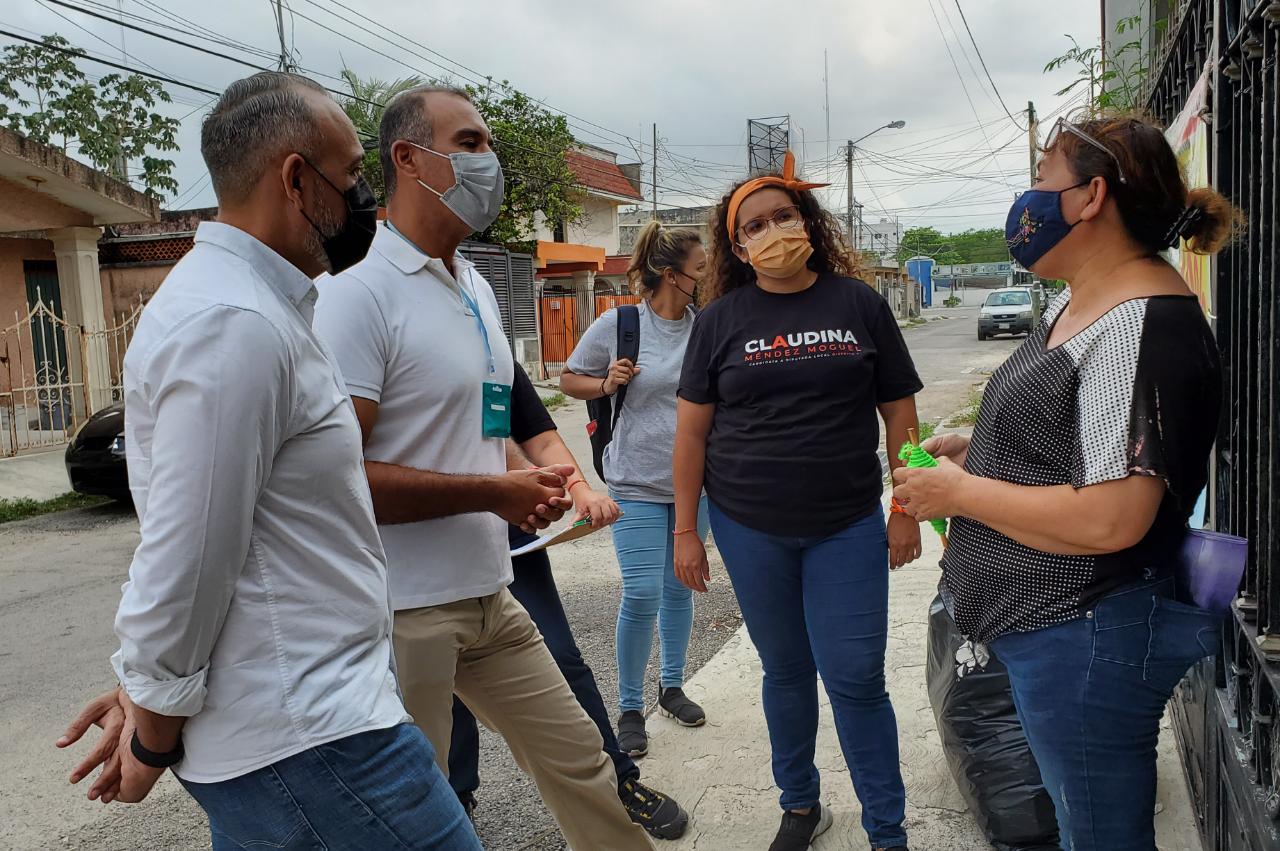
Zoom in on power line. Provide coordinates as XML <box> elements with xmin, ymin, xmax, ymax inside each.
<box><xmin>924</xmin><ymin>0</ymin><xmax>1018</xmax><ymax>195</ymax></box>
<box><xmin>952</xmin><ymin>0</ymin><xmax>1029</xmax><ymax>132</ymax></box>
<box><xmin>30</xmin><ymin>4</ymin><xmax>393</xmax><ymax>111</ymax></box>
<box><xmin>294</xmin><ymin>0</ymin><xmax>645</xmax><ymax>153</ymax></box>
<box><xmin>0</xmin><ymin>28</ymin><xmax>221</xmax><ymax>96</ymax></box>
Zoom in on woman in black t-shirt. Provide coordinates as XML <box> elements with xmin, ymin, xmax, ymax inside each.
<box><xmin>673</xmin><ymin>152</ymin><xmax>922</xmax><ymax>851</ymax></box>
<box><xmin>893</xmin><ymin>115</ymin><xmax>1236</xmax><ymax>851</ymax></box>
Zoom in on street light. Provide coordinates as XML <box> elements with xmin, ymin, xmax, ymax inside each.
<box><xmin>847</xmin><ymin>120</ymin><xmax>906</xmax><ymax>250</ymax></box>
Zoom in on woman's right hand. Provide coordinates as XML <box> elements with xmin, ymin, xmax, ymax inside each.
<box><xmin>674</xmin><ymin>533</ymin><xmax>710</xmax><ymax>593</ymax></box>
<box><xmin>922</xmin><ymin>433</ymin><xmax>971</xmax><ymax>469</ymax></box>
<box><xmin>602</xmin><ymin>358</ymin><xmax>640</xmax><ymax>396</ymax></box>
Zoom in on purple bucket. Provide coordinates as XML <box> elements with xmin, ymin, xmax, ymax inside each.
<box><xmin>1175</xmin><ymin>528</ymin><xmax>1248</xmax><ymax>615</ymax></box>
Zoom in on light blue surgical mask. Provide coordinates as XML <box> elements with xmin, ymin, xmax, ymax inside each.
<box><xmin>408</xmin><ymin>141</ymin><xmax>505</xmax><ymax>234</ymax></box>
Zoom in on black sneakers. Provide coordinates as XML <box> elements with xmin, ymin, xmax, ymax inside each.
<box><xmin>768</xmin><ymin>802</ymin><xmax>834</xmax><ymax>851</ymax></box>
<box><xmin>617</xmin><ymin>710</ymin><xmax>649</xmax><ymax>757</ymax></box>
<box><xmin>619</xmin><ymin>777</ymin><xmax>690</xmax><ymax>840</ymax></box>
<box><xmin>657</xmin><ymin>686</ymin><xmax>706</xmax><ymax>727</ymax></box>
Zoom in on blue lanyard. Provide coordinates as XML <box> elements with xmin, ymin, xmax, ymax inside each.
<box><xmin>387</xmin><ymin>222</ymin><xmax>496</xmax><ymax>376</ymax></box>
<box><xmin>457</xmin><ymin>279</ymin><xmax>496</xmax><ymax>376</ymax></box>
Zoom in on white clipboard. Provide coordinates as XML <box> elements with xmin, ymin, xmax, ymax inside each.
<box><xmin>510</xmin><ymin>515</ymin><xmax>610</xmax><ymax>557</ymax></box>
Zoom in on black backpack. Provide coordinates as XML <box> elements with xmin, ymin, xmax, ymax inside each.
<box><xmin>586</xmin><ymin>305</ymin><xmax>640</xmax><ymax>481</ymax></box>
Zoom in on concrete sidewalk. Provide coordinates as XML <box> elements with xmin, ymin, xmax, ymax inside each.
<box><xmin>639</xmin><ymin>517</ymin><xmax>1202</xmax><ymax>851</ymax></box>
<box><xmin>0</xmin><ymin>448</ymin><xmax>71</xmax><ymax>502</ymax></box>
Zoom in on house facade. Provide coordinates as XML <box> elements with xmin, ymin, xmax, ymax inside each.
<box><xmin>0</xmin><ymin>126</ymin><xmax>158</xmax><ymax>455</ymax></box>
<box><xmin>532</xmin><ymin>142</ymin><xmax>645</xmax><ymax>376</ymax></box>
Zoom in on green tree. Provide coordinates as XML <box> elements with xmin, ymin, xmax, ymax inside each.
<box><xmin>472</xmin><ymin>83</ymin><xmax>580</xmax><ymax>250</ymax></box>
<box><xmin>1044</xmin><ymin>15</ymin><xmax>1166</xmax><ymax>114</ymax></box>
<box><xmin>339</xmin><ymin>71</ymin><xmax>581</xmax><ymax>251</ymax></box>
<box><xmin>897</xmin><ymin>227</ymin><xmax>960</xmax><ymax>264</ymax></box>
<box><xmin>946</xmin><ymin>227</ymin><xmax>1008</xmax><ymax>263</ymax></box>
<box><xmin>0</xmin><ymin>35</ymin><xmax>92</xmax><ymax>150</ymax></box>
<box><xmin>0</xmin><ymin>34</ymin><xmax>180</xmax><ymax>198</ymax></box>
<box><xmin>78</xmin><ymin>73</ymin><xmax>180</xmax><ymax>198</ymax></box>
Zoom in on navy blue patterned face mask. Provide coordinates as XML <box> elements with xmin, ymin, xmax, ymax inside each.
<box><xmin>1004</xmin><ymin>182</ymin><xmax>1088</xmax><ymax>269</ymax></box>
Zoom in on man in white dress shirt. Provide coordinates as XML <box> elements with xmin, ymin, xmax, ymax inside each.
<box><xmin>56</xmin><ymin>72</ymin><xmax>485</xmax><ymax>849</ymax></box>
<box><xmin>313</xmin><ymin>86</ymin><xmax>654</xmax><ymax>849</ymax></box>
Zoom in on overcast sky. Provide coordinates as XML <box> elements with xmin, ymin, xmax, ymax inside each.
<box><xmin>7</xmin><ymin>0</ymin><xmax>1100</xmax><ymax>235</ymax></box>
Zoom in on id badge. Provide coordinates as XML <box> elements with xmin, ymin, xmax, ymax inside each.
<box><xmin>482</xmin><ymin>382</ymin><xmax>512</xmax><ymax>438</ymax></box>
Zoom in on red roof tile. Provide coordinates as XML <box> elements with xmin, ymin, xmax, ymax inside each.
<box><xmin>602</xmin><ymin>256</ymin><xmax>630</xmax><ymax>276</ymax></box>
<box><xmin>566</xmin><ymin>151</ymin><xmax>643</xmax><ymax>200</ymax></box>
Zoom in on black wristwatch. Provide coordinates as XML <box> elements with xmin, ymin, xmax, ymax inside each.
<box><xmin>130</xmin><ymin>729</ymin><xmax>184</xmax><ymax>768</ymax></box>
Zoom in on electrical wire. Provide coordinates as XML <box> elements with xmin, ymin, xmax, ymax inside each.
<box><xmin>924</xmin><ymin>0</ymin><xmax>1018</xmax><ymax>195</ymax></box>
<box><xmin>952</xmin><ymin>0</ymin><xmax>1029</xmax><ymax>131</ymax></box>
<box><xmin>0</xmin><ymin>28</ymin><xmax>221</xmax><ymax>96</ymax></box>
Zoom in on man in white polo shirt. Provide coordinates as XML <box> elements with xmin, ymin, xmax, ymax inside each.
<box><xmin>313</xmin><ymin>86</ymin><xmax>653</xmax><ymax>850</ymax></box>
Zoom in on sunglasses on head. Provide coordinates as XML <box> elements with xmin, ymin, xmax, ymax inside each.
<box><xmin>1045</xmin><ymin>117</ymin><xmax>1128</xmax><ymax>185</ymax></box>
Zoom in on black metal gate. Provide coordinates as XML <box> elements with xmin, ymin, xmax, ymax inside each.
<box><xmin>1149</xmin><ymin>1</ymin><xmax>1280</xmax><ymax>848</ymax></box>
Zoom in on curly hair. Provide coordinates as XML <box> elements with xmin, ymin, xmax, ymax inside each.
<box><xmin>702</xmin><ymin>179</ymin><xmax>861</xmax><ymax>306</ymax></box>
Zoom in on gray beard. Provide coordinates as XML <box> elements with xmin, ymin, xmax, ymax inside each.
<box><xmin>303</xmin><ymin>195</ymin><xmax>345</xmax><ymax>274</ymax></box>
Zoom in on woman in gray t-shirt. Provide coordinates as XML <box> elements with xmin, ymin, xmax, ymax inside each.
<box><xmin>561</xmin><ymin>221</ymin><xmax>710</xmax><ymax>759</ymax></box>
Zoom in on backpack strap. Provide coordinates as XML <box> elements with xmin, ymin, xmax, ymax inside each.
<box><xmin>611</xmin><ymin>304</ymin><xmax>641</xmax><ymax>431</ymax></box>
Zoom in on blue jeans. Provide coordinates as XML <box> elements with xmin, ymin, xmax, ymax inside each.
<box><xmin>448</xmin><ymin>547</ymin><xmax>639</xmax><ymax>800</ymax></box>
<box><xmin>179</xmin><ymin>723</ymin><xmax>480</xmax><ymax>850</ymax></box>
<box><xmin>992</xmin><ymin>575</ymin><xmax>1222</xmax><ymax>851</ymax></box>
<box><xmin>709</xmin><ymin>503</ymin><xmax>908</xmax><ymax>848</ymax></box>
<box><xmin>611</xmin><ymin>495</ymin><xmax>709</xmax><ymax>713</ymax></box>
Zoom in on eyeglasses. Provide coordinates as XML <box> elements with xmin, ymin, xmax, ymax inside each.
<box><xmin>737</xmin><ymin>205</ymin><xmax>803</xmax><ymax>243</ymax></box>
<box><xmin>1045</xmin><ymin>117</ymin><xmax>1127</xmax><ymax>185</ymax></box>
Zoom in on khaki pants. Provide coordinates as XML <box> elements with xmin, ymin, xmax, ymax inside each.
<box><xmin>394</xmin><ymin>588</ymin><xmax>654</xmax><ymax>851</ymax></box>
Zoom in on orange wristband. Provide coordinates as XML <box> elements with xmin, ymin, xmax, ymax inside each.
<box><xmin>673</xmin><ymin>528</ymin><xmax>697</xmax><ymax>536</ymax></box>
<box><xmin>568</xmin><ymin>479</ymin><xmax>591</xmax><ymax>494</ymax></box>
<box><xmin>890</xmin><ymin>497</ymin><xmax>909</xmax><ymax>515</ymax></box>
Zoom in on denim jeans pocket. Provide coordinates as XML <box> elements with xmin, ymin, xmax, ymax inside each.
<box><xmin>1090</xmin><ymin>584</ymin><xmax>1158</xmax><ymax>669</ymax></box>
<box><xmin>181</xmin><ymin>769</ymin><xmax>323</xmax><ymax>850</ymax></box>
<box><xmin>1143</xmin><ymin>596</ymin><xmax>1223</xmax><ymax>692</ymax></box>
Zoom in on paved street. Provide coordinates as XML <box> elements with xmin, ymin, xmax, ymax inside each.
<box><xmin>0</xmin><ymin>298</ymin><xmax>1020</xmax><ymax>850</ymax></box>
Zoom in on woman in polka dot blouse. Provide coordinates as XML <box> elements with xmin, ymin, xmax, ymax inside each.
<box><xmin>893</xmin><ymin>114</ymin><xmax>1237</xmax><ymax>851</ymax></box>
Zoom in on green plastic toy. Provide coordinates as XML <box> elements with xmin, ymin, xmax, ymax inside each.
<box><xmin>899</xmin><ymin>428</ymin><xmax>949</xmax><ymax>547</ymax></box>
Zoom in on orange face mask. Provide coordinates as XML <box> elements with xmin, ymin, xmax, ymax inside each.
<box><xmin>746</xmin><ymin>227</ymin><xmax>814</xmax><ymax>279</ymax></box>
<box><xmin>727</xmin><ymin>150</ymin><xmax>828</xmax><ymax>280</ymax></box>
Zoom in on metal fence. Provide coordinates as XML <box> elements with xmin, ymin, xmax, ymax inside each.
<box><xmin>1149</xmin><ymin>0</ymin><xmax>1280</xmax><ymax>847</ymax></box>
<box><xmin>0</xmin><ymin>295</ymin><xmax>141</xmax><ymax>458</ymax></box>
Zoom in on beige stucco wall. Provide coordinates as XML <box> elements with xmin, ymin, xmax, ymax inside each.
<box><xmin>534</xmin><ymin>195</ymin><xmax>622</xmax><ymax>254</ymax></box>
<box><xmin>100</xmin><ymin>265</ymin><xmax>170</xmax><ymax>323</ymax></box>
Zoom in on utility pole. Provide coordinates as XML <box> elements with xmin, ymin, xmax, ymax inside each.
<box><xmin>274</xmin><ymin>0</ymin><xmax>292</xmax><ymax>71</ymax></box>
<box><xmin>824</xmin><ymin>50</ymin><xmax>831</xmax><ymax>182</ymax></box>
<box><xmin>1027</xmin><ymin>101</ymin><xmax>1039</xmax><ymax>186</ymax></box>
<box><xmin>652</xmin><ymin>123</ymin><xmax>658</xmax><ymax>217</ymax></box>
<box><xmin>845</xmin><ymin>141</ymin><xmax>855</xmax><ymax>251</ymax></box>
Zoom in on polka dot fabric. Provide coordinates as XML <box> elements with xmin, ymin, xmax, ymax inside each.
<box><xmin>941</xmin><ymin>290</ymin><xmax>1221</xmax><ymax>643</ymax></box>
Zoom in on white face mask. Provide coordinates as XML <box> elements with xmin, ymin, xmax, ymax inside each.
<box><xmin>409</xmin><ymin>141</ymin><xmax>505</xmax><ymax>234</ymax></box>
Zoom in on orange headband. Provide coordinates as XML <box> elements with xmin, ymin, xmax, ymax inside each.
<box><xmin>726</xmin><ymin>150</ymin><xmax>831</xmax><ymax>237</ymax></box>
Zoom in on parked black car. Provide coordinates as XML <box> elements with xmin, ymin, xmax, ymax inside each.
<box><xmin>65</xmin><ymin>402</ymin><xmax>130</xmax><ymax>501</ymax></box>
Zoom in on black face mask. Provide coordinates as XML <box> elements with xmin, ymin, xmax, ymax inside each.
<box><xmin>672</xmin><ymin>269</ymin><xmax>700</xmax><ymax>302</ymax></box>
<box><xmin>299</xmin><ymin>159</ymin><xmax>378</xmax><ymax>274</ymax></box>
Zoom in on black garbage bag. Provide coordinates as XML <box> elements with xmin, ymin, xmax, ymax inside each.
<box><xmin>927</xmin><ymin>595</ymin><xmax>1061</xmax><ymax>851</ymax></box>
